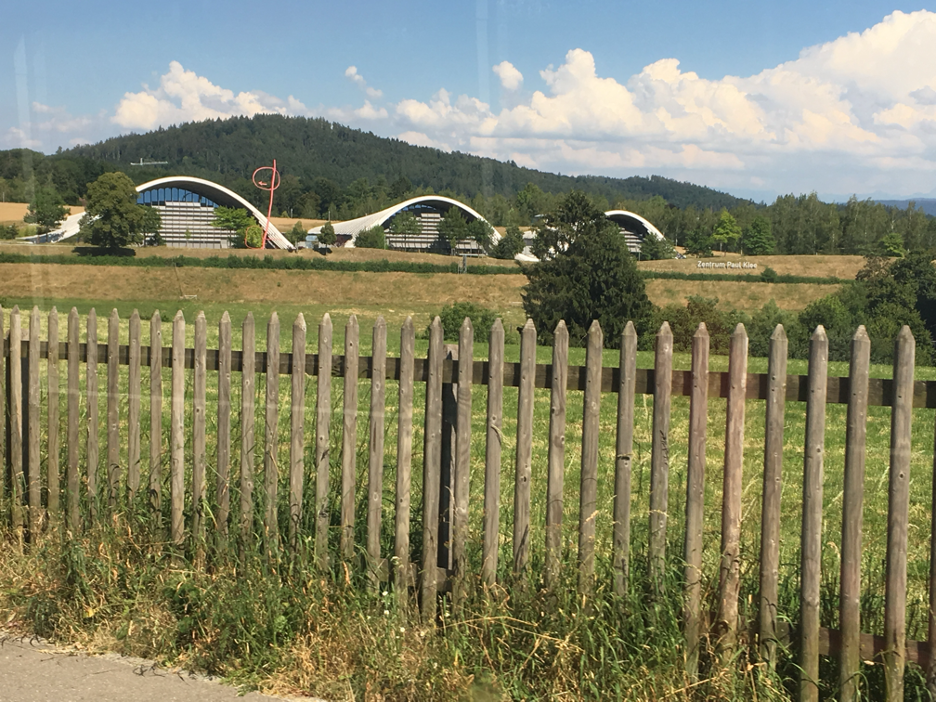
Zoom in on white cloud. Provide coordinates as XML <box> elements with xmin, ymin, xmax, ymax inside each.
<box><xmin>345</xmin><ymin>66</ymin><xmax>383</xmax><ymax>99</ymax></box>
<box><xmin>493</xmin><ymin>61</ymin><xmax>523</xmax><ymax>91</ymax></box>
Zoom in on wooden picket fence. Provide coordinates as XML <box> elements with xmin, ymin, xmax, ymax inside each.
<box><xmin>1</xmin><ymin>304</ymin><xmax>935</xmax><ymax>701</ymax></box>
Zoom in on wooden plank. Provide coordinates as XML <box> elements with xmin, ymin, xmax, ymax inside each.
<box><xmin>9</xmin><ymin>308</ymin><xmax>23</xmax><ymax>536</ymax></box>
<box><xmin>799</xmin><ymin>326</ymin><xmax>828</xmax><ymax>702</ymax></box>
<box><xmin>170</xmin><ymin>311</ymin><xmax>185</xmax><ymax>548</ymax></box>
<box><xmin>264</xmin><ymin>312</ymin><xmax>280</xmax><ymax>556</ymax></box>
<box><xmin>47</xmin><ymin>308</ymin><xmax>60</xmax><ymax>517</ymax></box>
<box><xmin>340</xmin><ymin>315</ymin><xmax>359</xmax><ymax>562</ymax></box>
<box><xmin>289</xmin><ymin>313</ymin><xmax>306</xmax><ymax>553</ymax></box>
<box><xmin>127</xmin><ymin>311</ymin><xmax>141</xmax><ymax>503</ymax></box>
<box><xmin>578</xmin><ymin>320</ymin><xmax>602</xmax><ymax>595</ymax></box>
<box><xmin>315</xmin><ymin>314</ymin><xmax>333</xmax><ymax>571</ymax></box>
<box><xmin>758</xmin><ymin>325</ymin><xmax>788</xmax><ymax>671</ymax></box>
<box><xmin>86</xmin><ymin>309</ymin><xmax>99</xmax><ymax>523</ymax></box>
<box><xmin>421</xmin><ymin>317</ymin><xmax>443</xmax><ymax>621</ymax></box>
<box><xmin>482</xmin><ymin>319</ymin><xmax>505</xmax><ymax>587</ymax></box>
<box><xmin>67</xmin><ymin>308</ymin><xmax>79</xmax><ymax>532</ymax></box>
<box><xmin>149</xmin><ymin>312</ymin><xmax>162</xmax><ymax>521</ymax></box>
<box><xmin>613</xmin><ymin>322</ymin><xmax>637</xmax><ymax>596</ymax></box>
<box><xmin>885</xmin><ymin>325</ymin><xmax>915</xmax><ymax>700</ymax></box>
<box><xmin>438</xmin><ymin>345</ymin><xmax>456</xmax><ymax>573</ymax></box>
<box><xmin>241</xmin><ymin>313</ymin><xmax>256</xmax><ymax>549</ymax></box>
<box><xmin>27</xmin><ymin>308</ymin><xmax>41</xmax><ymax>537</ymax></box>
<box><xmin>545</xmin><ymin>321</ymin><xmax>569</xmax><ymax>591</ymax></box>
<box><xmin>717</xmin><ymin>324</ymin><xmax>749</xmax><ymax>659</ymax></box>
<box><xmin>840</xmin><ymin>327</ymin><xmax>870</xmax><ymax>701</ymax></box>
<box><xmin>0</xmin><ymin>306</ymin><xmax>5</xmax><ymax>511</ymax></box>
<box><xmin>452</xmin><ymin>318</ymin><xmax>472</xmax><ymax>608</ymax></box>
<box><xmin>367</xmin><ymin>318</ymin><xmax>388</xmax><ymax>582</ymax></box>
<box><xmin>106</xmin><ymin>309</ymin><xmax>120</xmax><ymax>510</ymax></box>
<box><xmin>192</xmin><ymin>312</ymin><xmax>207</xmax><ymax>562</ymax></box>
<box><xmin>684</xmin><ymin>323</ymin><xmax>709</xmax><ymax>680</ymax></box>
<box><xmin>513</xmin><ymin>319</ymin><xmax>536</xmax><ymax>577</ymax></box>
<box><xmin>649</xmin><ymin>322</ymin><xmax>673</xmax><ymax>593</ymax></box>
<box><xmin>217</xmin><ymin>312</ymin><xmax>232</xmax><ymax>537</ymax></box>
<box><xmin>394</xmin><ymin>317</ymin><xmax>416</xmax><ymax>592</ymax></box>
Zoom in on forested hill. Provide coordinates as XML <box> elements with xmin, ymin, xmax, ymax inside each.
<box><xmin>0</xmin><ymin>114</ymin><xmax>748</xmax><ymax>218</ymax></box>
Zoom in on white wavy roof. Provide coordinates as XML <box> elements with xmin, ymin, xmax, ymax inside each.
<box><xmin>309</xmin><ymin>195</ymin><xmax>488</xmax><ymax>247</ymax></box>
<box><xmin>604</xmin><ymin>210</ymin><xmax>665</xmax><ymax>241</ymax></box>
<box><xmin>38</xmin><ymin>175</ymin><xmax>293</xmax><ymax>250</ymax></box>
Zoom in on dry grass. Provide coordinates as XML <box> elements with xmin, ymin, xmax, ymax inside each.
<box><xmin>0</xmin><ymin>202</ymin><xmax>84</xmax><ymax>226</ymax></box>
<box><xmin>645</xmin><ymin>279</ymin><xmax>841</xmax><ymax>311</ymax></box>
<box><xmin>638</xmin><ymin>253</ymin><xmax>866</xmax><ymax>280</ymax></box>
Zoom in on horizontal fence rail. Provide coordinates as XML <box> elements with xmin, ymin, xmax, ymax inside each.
<box><xmin>2</xmin><ymin>304</ymin><xmax>935</xmax><ymax>701</ymax></box>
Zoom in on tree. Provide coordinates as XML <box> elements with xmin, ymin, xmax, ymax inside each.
<box><xmin>79</xmin><ymin>172</ymin><xmax>152</xmax><ymax>250</ymax></box>
<box><xmin>140</xmin><ymin>205</ymin><xmax>162</xmax><ymax>245</ymax></box>
<box><xmin>287</xmin><ymin>221</ymin><xmax>307</xmax><ymax>246</ymax></box>
<box><xmin>437</xmin><ymin>208</ymin><xmax>469</xmax><ymax>253</ymax></box>
<box><xmin>244</xmin><ymin>224</ymin><xmax>264</xmax><ymax>248</ymax></box>
<box><xmin>318</xmin><ymin>221</ymin><xmax>337</xmax><ymax>247</ymax></box>
<box><xmin>390</xmin><ymin>211</ymin><xmax>420</xmax><ymax>250</ymax></box>
<box><xmin>211</xmin><ymin>206</ymin><xmax>254</xmax><ymax>247</ymax></box>
<box><xmin>522</xmin><ymin>191</ymin><xmax>654</xmax><ymax>347</ymax></box>
<box><xmin>712</xmin><ymin>209</ymin><xmax>742</xmax><ymax>252</ymax></box>
<box><xmin>24</xmin><ymin>186</ymin><xmax>69</xmax><ymax>233</ymax></box>
<box><xmin>683</xmin><ymin>227</ymin><xmax>714</xmax><ymax>257</ymax></box>
<box><xmin>467</xmin><ymin>218</ymin><xmax>494</xmax><ymax>253</ymax></box>
<box><xmin>743</xmin><ymin>215</ymin><xmax>775</xmax><ymax>255</ymax></box>
<box><xmin>491</xmin><ymin>225</ymin><xmax>525</xmax><ymax>260</ymax></box>
<box><xmin>355</xmin><ymin>225</ymin><xmax>385</xmax><ymax>249</ymax></box>
<box><xmin>638</xmin><ymin>233</ymin><xmax>676</xmax><ymax>260</ymax></box>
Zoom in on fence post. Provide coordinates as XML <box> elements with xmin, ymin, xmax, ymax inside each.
<box><xmin>217</xmin><ymin>312</ymin><xmax>232</xmax><ymax>538</ymax></box>
<box><xmin>840</xmin><ymin>326</ymin><xmax>870</xmax><ymax>701</ymax></box>
<box><xmin>800</xmin><ymin>325</ymin><xmax>828</xmax><ymax>702</ymax></box>
<box><xmin>513</xmin><ymin>319</ymin><xmax>536</xmax><ymax>578</ymax></box>
<box><xmin>106</xmin><ymin>309</ymin><xmax>120</xmax><ymax>510</ymax></box>
<box><xmin>759</xmin><ymin>324</ymin><xmax>788</xmax><ymax>671</ymax></box>
<box><xmin>482</xmin><ymin>319</ymin><xmax>504</xmax><ymax>587</ymax></box>
<box><xmin>127</xmin><ymin>311</ymin><xmax>141</xmax><ymax>504</ymax></box>
<box><xmin>579</xmin><ymin>320</ymin><xmax>603</xmax><ymax>596</ymax></box>
<box><xmin>717</xmin><ymin>323</ymin><xmax>748</xmax><ymax>658</ymax></box>
<box><xmin>28</xmin><ymin>307</ymin><xmax>41</xmax><ymax>538</ymax></box>
<box><xmin>885</xmin><ymin>325</ymin><xmax>914</xmax><ymax>700</ymax></box>
<box><xmin>315</xmin><ymin>314</ymin><xmax>333</xmax><ymax>571</ymax></box>
<box><xmin>421</xmin><ymin>317</ymin><xmax>443</xmax><ymax>621</ymax></box>
<box><xmin>86</xmin><ymin>309</ymin><xmax>98</xmax><ymax>523</ymax></box>
<box><xmin>9</xmin><ymin>307</ymin><xmax>23</xmax><ymax>538</ymax></box>
<box><xmin>193</xmin><ymin>311</ymin><xmax>207</xmax><ymax>563</ymax></box>
<box><xmin>0</xmin><ymin>305</ymin><xmax>5</xmax><ymax>512</ymax></box>
<box><xmin>650</xmin><ymin>321</ymin><xmax>673</xmax><ymax>594</ymax></box>
<box><xmin>170</xmin><ymin>311</ymin><xmax>185</xmax><ymax>549</ymax></box>
<box><xmin>48</xmin><ymin>308</ymin><xmax>60</xmax><ymax>518</ymax></box>
<box><xmin>149</xmin><ymin>311</ymin><xmax>162</xmax><ymax>524</ymax></box>
<box><xmin>545</xmin><ymin>320</ymin><xmax>569</xmax><ymax>591</ymax></box>
<box><xmin>367</xmin><ymin>317</ymin><xmax>388</xmax><ymax>583</ymax></box>
<box><xmin>264</xmin><ymin>312</ymin><xmax>280</xmax><ymax>557</ymax></box>
<box><xmin>67</xmin><ymin>308</ymin><xmax>80</xmax><ymax>532</ymax></box>
<box><xmin>289</xmin><ymin>313</ymin><xmax>306</xmax><ymax>554</ymax></box>
<box><xmin>439</xmin><ymin>343</ymin><xmax>457</xmax><ymax>572</ymax></box>
<box><xmin>240</xmin><ymin>313</ymin><xmax>256</xmax><ymax>551</ymax></box>
<box><xmin>452</xmin><ymin>318</ymin><xmax>473</xmax><ymax>608</ymax></box>
<box><xmin>684</xmin><ymin>322</ymin><xmax>709</xmax><ymax>680</ymax></box>
<box><xmin>395</xmin><ymin>317</ymin><xmax>415</xmax><ymax>592</ymax></box>
<box><xmin>614</xmin><ymin>321</ymin><xmax>637</xmax><ymax>596</ymax></box>
<box><xmin>340</xmin><ymin>315</ymin><xmax>359</xmax><ymax>563</ymax></box>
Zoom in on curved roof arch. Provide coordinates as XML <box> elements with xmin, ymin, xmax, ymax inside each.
<box><xmin>604</xmin><ymin>210</ymin><xmax>664</xmax><ymax>241</ymax></box>
<box><xmin>310</xmin><ymin>195</ymin><xmax>489</xmax><ymax>246</ymax></box>
<box><xmin>137</xmin><ymin>176</ymin><xmax>293</xmax><ymax>250</ymax></box>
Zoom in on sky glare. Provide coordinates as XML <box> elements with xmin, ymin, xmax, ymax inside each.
<box><xmin>3</xmin><ymin>1</ymin><xmax>936</xmax><ymax>202</ymax></box>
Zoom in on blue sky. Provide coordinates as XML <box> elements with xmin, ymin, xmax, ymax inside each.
<box><xmin>3</xmin><ymin>1</ymin><xmax>936</xmax><ymax>202</ymax></box>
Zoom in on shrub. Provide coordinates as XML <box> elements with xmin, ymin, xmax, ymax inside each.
<box><xmin>430</xmin><ymin>302</ymin><xmax>499</xmax><ymax>341</ymax></box>
<box><xmin>355</xmin><ymin>225</ymin><xmax>386</xmax><ymax>249</ymax></box>
<box><xmin>760</xmin><ymin>266</ymin><xmax>778</xmax><ymax>283</ymax></box>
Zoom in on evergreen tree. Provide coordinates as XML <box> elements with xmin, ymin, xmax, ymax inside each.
<box><xmin>318</xmin><ymin>221</ymin><xmax>337</xmax><ymax>247</ymax></box>
<box><xmin>639</xmin><ymin>234</ymin><xmax>677</xmax><ymax>260</ymax></box>
<box><xmin>437</xmin><ymin>208</ymin><xmax>469</xmax><ymax>253</ymax></box>
<box><xmin>743</xmin><ymin>215</ymin><xmax>775</xmax><ymax>255</ymax></box>
<box><xmin>491</xmin><ymin>225</ymin><xmax>525</xmax><ymax>260</ymax></box>
<box><xmin>355</xmin><ymin>225</ymin><xmax>385</xmax><ymax>249</ymax></box>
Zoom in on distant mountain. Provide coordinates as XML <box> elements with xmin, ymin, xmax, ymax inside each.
<box><xmin>876</xmin><ymin>199</ymin><xmax>936</xmax><ymax>217</ymax></box>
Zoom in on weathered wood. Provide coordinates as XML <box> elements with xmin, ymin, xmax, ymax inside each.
<box><xmin>840</xmin><ymin>326</ymin><xmax>870</xmax><ymax>701</ymax></box>
<box><xmin>451</xmin><ymin>318</ymin><xmax>472</xmax><ymax>607</ymax></box>
<box><xmin>885</xmin><ymin>326</ymin><xmax>915</xmax><ymax>700</ymax></box>
<box><xmin>613</xmin><ymin>322</ymin><xmax>638</xmax><ymax>596</ymax></box>
<box><xmin>930</xmin><ymin>408</ymin><xmax>936</xmax><ymax>696</ymax></box>
<box><xmin>545</xmin><ymin>321</ymin><xmax>569</xmax><ymax>591</ymax></box>
<box><xmin>367</xmin><ymin>317</ymin><xmax>388</xmax><ymax>580</ymax></box>
<box><xmin>27</xmin><ymin>308</ymin><xmax>41</xmax><ymax>537</ymax></box>
<box><xmin>578</xmin><ymin>320</ymin><xmax>603</xmax><ymax>595</ymax></box>
<box><xmin>684</xmin><ymin>323</ymin><xmax>709</xmax><ymax>680</ymax></box>
<box><xmin>217</xmin><ymin>312</ymin><xmax>232</xmax><ymax>536</ymax></box>
<box><xmin>192</xmin><ymin>312</ymin><xmax>207</xmax><ymax>561</ymax></box>
<box><xmin>170</xmin><ymin>311</ymin><xmax>185</xmax><ymax>548</ymax></box>
<box><xmin>0</xmin><ymin>306</ymin><xmax>5</xmax><ymax>507</ymax></box>
<box><xmin>421</xmin><ymin>317</ymin><xmax>443</xmax><ymax>620</ymax></box>
<box><xmin>513</xmin><ymin>319</ymin><xmax>536</xmax><ymax>577</ymax></box>
<box><xmin>800</xmin><ymin>326</ymin><xmax>828</xmax><ymax>702</ymax></box>
<box><xmin>758</xmin><ymin>325</ymin><xmax>788</xmax><ymax>671</ymax></box>
<box><xmin>315</xmin><ymin>314</ymin><xmax>333</xmax><ymax>571</ymax></box>
<box><xmin>106</xmin><ymin>309</ymin><xmax>120</xmax><ymax>509</ymax></box>
<box><xmin>340</xmin><ymin>315</ymin><xmax>359</xmax><ymax>562</ymax></box>
<box><xmin>438</xmin><ymin>344</ymin><xmax>456</xmax><ymax>573</ymax></box>
<box><xmin>66</xmin><ymin>308</ymin><xmax>80</xmax><ymax>531</ymax></box>
<box><xmin>127</xmin><ymin>311</ymin><xmax>141</xmax><ymax>503</ymax></box>
<box><xmin>717</xmin><ymin>324</ymin><xmax>748</xmax><ymax>657</ymax></box>
<box><xmin>9</xmin><ymin>308</ymin><xmax>24</xmax><ymax>535</ymax></box>
<box><xmin>394</xmin><ymin>317</ymin><xmax>416</xmax><ymax>591</ymax></box>
<box><xmin>289</xmin><ymin>314</ymin><xmax>306</xmax><ymax>552</ymax></box>
<box><xmin>149</xmin><ymin>311</ymin><xmax>162</xmax><ymax>520</ymax></box>
<box><xmin>264</xmin><ymin>312</ymin><xmax>280</xmax><ymax>556</ymax></box>
<box><xmin>649</xmin><ymin>322</ymin><xmax>673</xmax><ymax>592</ymax></box>
<box><xmin>86</xmin><ymin>309</ymin><xmax>99</xmax><ymax>522</ymax></box>
<box><xmin>482</xmin><ymin>319</ymin><xmax>505</xmax><ymax>587</ymax></box>
<box><xmin>240</xmin><ymin>313</ymin><xmax>256</xmax><ymax>548</ymax></box>
<box><xmin>47</xmin><ymin>308</ymin><xmax>60</xmax><ymax>517</ymax></box>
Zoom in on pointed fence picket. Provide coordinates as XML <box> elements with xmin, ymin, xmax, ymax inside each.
<box><xmin>4</xmin><ymin>306</ymin><xmax>936</xmax><ymax>701</ymax></box>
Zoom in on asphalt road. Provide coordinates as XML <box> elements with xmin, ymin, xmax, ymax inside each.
<box><xmin>0</xmin><ymin>632</ymin><xmax>323</xmax><ymax>702</ymax></box>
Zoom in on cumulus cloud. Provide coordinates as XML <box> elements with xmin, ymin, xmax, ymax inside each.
<box><xmin>493</xmin><ymin>61</ymin><xmax>523</xmax><ymax>91</ymax></box>
<box><xmin>345</xmin><ymin>66</ymin><xmax>383</xmax><ymax>99</ymax></box>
